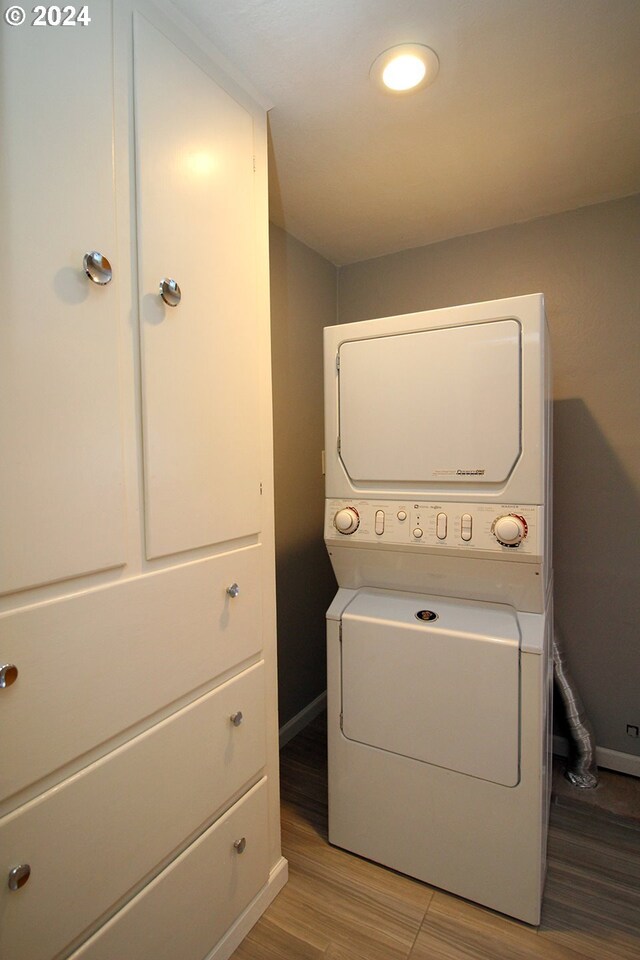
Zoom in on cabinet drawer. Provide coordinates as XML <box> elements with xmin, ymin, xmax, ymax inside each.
<box><xmin>0</xmin><ymin>662</ymin><xmax>266</xmax><ymax>960</ymax></box>
<box><xmin>0</xmin><ymin>547</ymin><xmax>262</xmax><ymax>805</ymax></box>
<box><xmin>69</xmin><ymin>778</ymin><xmax>270</xmax><ymax>960</ymax></box>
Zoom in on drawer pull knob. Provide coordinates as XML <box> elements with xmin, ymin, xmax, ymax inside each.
<box><xmin>159</xmin><ymin>277</ymin><xmax>181</xmax><ymax>307</ymax></box>
<box><xmin>230</xmin><ymin>711</ymin><xmax>243</xmax><ymax>727</ymax></box>
<box><xmin>8</xmin><ymin>864</ymin><xmax>31</xmax><ymax>891</ymax></box>
<box><xmin>226</xmin><ymin>582</ymin><xmax>240</xmax><ymax>599</ymax></box>
<box><xmin>234</xmin><ymin>837</ymin><xmax>247</xmax><ymax>855</ymax></box>
<box><xmin>83</xmin><ymin>251</ymin><xmax>113</xmax><ymax>285</ymax></box>
<box><xmin>0</xmin><ymin>664</ymin><xmax>18</xmax><ymax>688</ymax></box>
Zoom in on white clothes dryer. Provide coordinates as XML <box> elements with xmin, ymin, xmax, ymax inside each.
<box><xmin>323</xmin><ymin>294</ymin><xmax>553</xmax><ymax>924</ymax></box>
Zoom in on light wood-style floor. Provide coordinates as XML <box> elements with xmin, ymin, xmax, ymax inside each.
<box><xmin>233</xmin><ymin>715</ymin><xmax>640</xmax><ymax>960</ymax></box>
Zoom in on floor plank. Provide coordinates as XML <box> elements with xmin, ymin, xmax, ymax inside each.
<box><xmin>410</xmin><ymin>892</ymin><xmax>584</xmax><ymax>960</ymax></box>
<box><xmin>233</xmin><ymin>917</ymin><xmax>325</xmax><ymax>960</ymax></box>
<box><xmin>232</xmin><ymin>714</ymin><xmax>640</xmax><ymax>960</ymax></box>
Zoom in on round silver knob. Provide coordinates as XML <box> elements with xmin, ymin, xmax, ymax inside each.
<box><xmin>8</xmin><ymin>864</ymin><xmax>31</xmax><ymax>891</ymax></box>
<box><xmin>233</xmin><ymin>837</ymin><xmax>247</xmax><ymax>854</ymax></box>
<box><xmin>0</xmin><ymin>664</ymin><xmax>18</xmax><ymax>689</ymax></box>
<box><xmin>83</xmin><ymin>251</ymin><xmax>112</xmax><ymax>285</ymax></box>
<box><xmin>334</xmin><ymin>507</ymin><xmax>359</xmax><ymax>534</ymax></box>
<box><xmin>226</xmin><ymin>582</ymin><xmax>240</xmax><ymax>599</ymax></box>
<box><xmin>492</xmin><ymin>514</ymin><xmax>528</xmax><ymax>546</ymax></box>
<box><xmin>230</xmin><ymin>711</ymin><xmax>243</xmax><ymax>727</ymax></box>
<box><xmin>159</xmin><ymin>278</ymin><xmax>181</xmax><ymax>307</ymax></box>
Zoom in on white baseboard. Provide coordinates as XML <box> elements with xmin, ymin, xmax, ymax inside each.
<box><xmin>206</xmin><ymin>856</ymin><xmax>289</xmax><ymax>960</ymax></box>
<box><xmin>553</xmin><ymin>735</ymin><xmax>640</xmax><ymax>778</ymax></box>
<box><xmin>279</xmin><ymin>691</ymin><xmax>327</xmax><ymax>749</ymax></box>
<box><xmin>594</xmin><ymin>746</ymin><xmax>640</xmax><ymax>777</ymax></box>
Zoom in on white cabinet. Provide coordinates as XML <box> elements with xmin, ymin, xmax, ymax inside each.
<box><xmin>0</xmin><ymin>2</ymin><xmax>284</xmax><ymax>958</ymax></box>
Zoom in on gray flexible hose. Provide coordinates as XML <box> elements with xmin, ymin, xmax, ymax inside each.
<box><xmin>553</xmin><ymin>624</ymin><xmax>598</xmax><ymax>788</ymax></box>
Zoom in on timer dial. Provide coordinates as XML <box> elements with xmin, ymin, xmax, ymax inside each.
<box><xmin>334</xmin><ymin>507</ymin><xmax>360</xmax><ymax>534</ymax></box>
<box><xmin>492</xmin><ymin>514</ymin><xmax>528</xmax><ymax>547</ymax></box>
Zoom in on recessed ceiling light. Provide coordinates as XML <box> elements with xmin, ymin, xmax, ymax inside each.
<box><xmin>370</xmin><ymin>43</ymin><xmax>439</xmax><ymax>94</ymax></box>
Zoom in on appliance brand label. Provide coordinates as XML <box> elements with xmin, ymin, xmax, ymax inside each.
<box><xmin>433</xmin><ymin>469</ymin><xmax>486</xmax><ymax>476</ymax></box>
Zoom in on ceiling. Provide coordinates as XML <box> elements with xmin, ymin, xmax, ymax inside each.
<box><xmin>172</xmin><ymin>0</ymin><xmax>640</xmax><ymax>265</ymax></box>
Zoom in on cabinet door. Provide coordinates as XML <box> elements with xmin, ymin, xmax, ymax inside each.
<box><xmin>133</xmin><ymin>14</ymin><xmax>262</xmax><ymax>560</ymax></box>
<box><xmin>0</xmin><ymin>1</ymin><xmax>126</xmax><ymax>595</ymax></box>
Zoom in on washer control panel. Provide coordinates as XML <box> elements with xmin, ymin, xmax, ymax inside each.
<box><xmin>325</xmin><ymin>499</ymin><xmax>542</xmax><ymax>559</ymax></box>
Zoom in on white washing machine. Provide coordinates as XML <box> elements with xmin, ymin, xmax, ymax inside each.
<box><xmin>324</xmin><ymin>294</ymin><xmax>553</xmax><ymax>924</ymax></box>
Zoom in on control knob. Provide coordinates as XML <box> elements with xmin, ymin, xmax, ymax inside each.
<box><xmin>334</xmin><ymin>507</ymin><xmax>359</xmax><ymax>535</ymax></box>
<box><xmin>492</xmin><ymin>514</ymin><xmax>528</xmax><ymax>547</ymax></box>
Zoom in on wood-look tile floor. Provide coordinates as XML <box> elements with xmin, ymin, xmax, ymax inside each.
<box><xmin>232</xmin><ymin>715</ymin><xmax>640</xmax><ymax>960</ymax></box>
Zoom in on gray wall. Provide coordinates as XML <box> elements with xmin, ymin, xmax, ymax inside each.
<box><xmin>269</xmin><ymin>223</ymin><xmax>337</xmax><ymax>727</ymax></box>
<box><xmin>337</xmin><ymin>194</ymin><xmax>640</xmax><ymax>759</ymax></box>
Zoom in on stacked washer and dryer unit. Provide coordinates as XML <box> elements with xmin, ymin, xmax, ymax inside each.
<box><xmin>323</xmin><ymin>294</ymin><xmax>552</xmax><ymax>925</ymax></box>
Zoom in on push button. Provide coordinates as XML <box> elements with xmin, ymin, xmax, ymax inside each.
<box><xmin>413</xmin><ymin>527</ymin><xmax>423</xmax><ymax>539</ymax></box>
<box><xmin>375</xmin><ymin>510</ymin><xmax>385</xmax><ymax>535</ymax></box>
<box><xmin>397</xmin><ymin>510</ymin><xmax>407</xmax><ymax>521</ymax></box>
<box><xmin>436</xmin><ymin>513</ymin><xmax>448</xmax><ymax>540</ymax></box>
<box><xmin>461</xmin><ymin>513</ymin><xmax>472</xmax><ymax>541</ymax></box>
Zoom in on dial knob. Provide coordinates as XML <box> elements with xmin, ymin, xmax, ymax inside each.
<box><xmin>492</xmin><ymin>514</ymin><xmax>528</xmax><ymax>546</ymax></box>
<box><xmin>334</xmin><ymin>507</ymin><xmax>359</xmax><ymax>534</ymax></box>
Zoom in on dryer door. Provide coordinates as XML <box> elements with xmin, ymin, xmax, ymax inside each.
<box><xmin>338</xmin><ymin>319</ymin><xmax>521</xmax><ymax>484</ymax></box>
<box><xmin>341</xmin><ymin>590</ymin><xmax>520</xmax><ymax>786</ymax></box>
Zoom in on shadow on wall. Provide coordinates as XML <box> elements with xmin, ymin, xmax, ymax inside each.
<box><xmin>275</xmin><ymin>538</ymin><xmax>337</xmax><ymax>727</ymax></box>
<box><xmin>553</xmin><ymin>398</ymin><xmax>640</xmax><ymax>756</ymax></box>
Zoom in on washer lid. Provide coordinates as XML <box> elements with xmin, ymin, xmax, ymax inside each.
<box><xmin>341</xmin><ymin>590</ymin><xmax>521</xmax><ymax>786</ymax></box>
<box><xmin>338</xmin><ymin>319</ymin><xmax>521</xmax><ymax>484</ymax></box>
